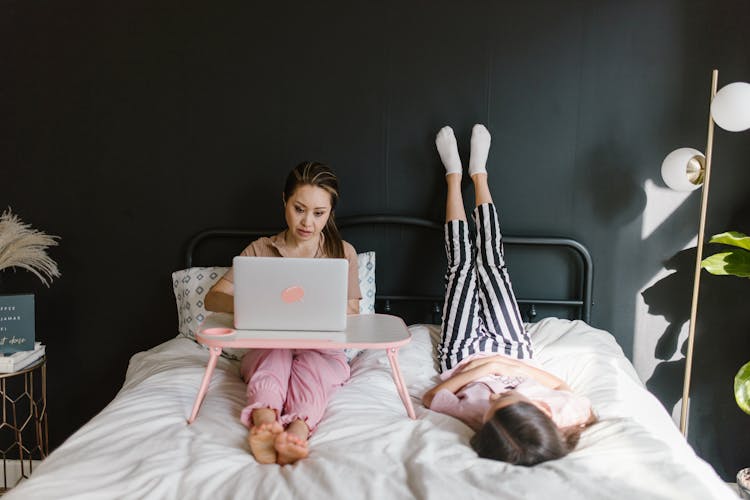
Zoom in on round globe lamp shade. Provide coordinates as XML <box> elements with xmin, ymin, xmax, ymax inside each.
<box><xmin>711</xmin><ymin>82</ymin><xmax>750</xmax><ymax>132</ymax></box>
<box><xmin>661</xmin><ymin>148</ymin><xmax>705</xmax><ymax>191</ymax></box>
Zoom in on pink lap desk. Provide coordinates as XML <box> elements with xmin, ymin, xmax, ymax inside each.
<box><xmin>187</xmin><ymin>313</ymin><xmax>415</xmax><ymax>423</ymax></box>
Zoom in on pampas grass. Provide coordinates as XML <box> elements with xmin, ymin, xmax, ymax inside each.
<box><xmin>0</xmin><ymin>208</ymin><xmax>60</xmax><ymax>287</ymax></box>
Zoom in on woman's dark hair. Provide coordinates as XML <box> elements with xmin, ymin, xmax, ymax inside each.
<box><xmin>283</xmin><ymin>161</ymin><xmax>345</xmax><ymax>259</ymax></box>
<box><xmin>470</xmin><ymin>401</ymin><xmax>591</xmax><ymax>466</ymax></box>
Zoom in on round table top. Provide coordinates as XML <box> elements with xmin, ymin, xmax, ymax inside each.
<box><xmin>0</xmin><ymin>355</ymin><xmax>46</xmax><ymax>379</ymax></box>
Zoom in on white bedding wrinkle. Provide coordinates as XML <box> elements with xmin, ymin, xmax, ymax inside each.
<box><xmin>5</xmin><ymin>320</ymin><xmax>736</xmax><ymax>500</ymax></box>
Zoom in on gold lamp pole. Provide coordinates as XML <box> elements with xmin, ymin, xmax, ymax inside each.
<box><xmin>663</xmin><ymin>70</ymin><xmax>750</xmax><ymax>436</ymax></box>
<box><xmin>679</xmin><ymin>69</ymin><xmax>717</xmax><ymax>435</ymax></box>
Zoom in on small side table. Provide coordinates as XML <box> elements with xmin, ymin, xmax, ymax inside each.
<box><xmin>0</xmin><ymin>357</ymin><xmax>48</xmax><ymax>492</ymax></box>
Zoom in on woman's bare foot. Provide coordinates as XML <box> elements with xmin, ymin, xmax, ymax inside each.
<box><xmin>248</xmin><ymin>421</ymin><xmax>283</xmax><ymax>464</ymax></box>
<box><xmin>275</xmin><ymin>431</ymin><xmax>309</xmax><ymax>465</ymax></box>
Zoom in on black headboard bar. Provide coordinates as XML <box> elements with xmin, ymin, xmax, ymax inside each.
<box><xmin>339</xmin><ymin>215</ymin><xmax>443</xmax><ymax>231</ymax></box>
<box><xmin>186</xmin><ymin>229</ymin><xmax>277</xmax><ymax>267</ymax></box>
<box><xmin>184</xmin><ymin>215</ymin><xmax>593</xmax><ymax>324</ymax></box>
<box><xmin>338</xmin><ymin>216</ymin><xmax>593</xmax><ymax>324</ymax></box>
<box><xmin>500</xmin><ymin>236</ymin><xmax>593</xmax><ymax>323</ymax></box>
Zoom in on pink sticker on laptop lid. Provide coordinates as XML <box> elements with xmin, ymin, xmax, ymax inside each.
<box><xmin>281</xmin><ymin>286</ymin><xmax>305</xmax><ymax>303</ymax></box>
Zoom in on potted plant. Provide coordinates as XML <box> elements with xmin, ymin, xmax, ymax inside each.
<box><xmin>700</xmin><ymin>231</ymin><xmax>750</xmax><ymax>497</ymax></box>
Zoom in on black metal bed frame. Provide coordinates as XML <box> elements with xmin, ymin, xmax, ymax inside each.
<box><xmin>184</xmin><ymin>215</ymin><xmax>593</xmax><ymax>324</ymax></box>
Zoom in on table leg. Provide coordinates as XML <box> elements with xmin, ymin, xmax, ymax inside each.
<box><xmin>187</xmin><ymin>347</ymin><xmax>222</xmax><ymax>424</ymax></box>
<box><xmin>385</xmin><ymin>348</ymin><xmax>416</xmax><ymax>419</ymax></box>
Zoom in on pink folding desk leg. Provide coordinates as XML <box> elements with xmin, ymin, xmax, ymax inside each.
<box><xmin>386</xmin><ymin>347</ymin><xmax>416</xmax><ymax>419</ymax></box>
<box><xmin>187</xmin><ymin>346</ymin><xmax>222</xmax><ymax>424</ymax></box>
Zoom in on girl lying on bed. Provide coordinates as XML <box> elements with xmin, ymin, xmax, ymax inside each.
<box><xmin>205</xmin><ymin>161</ymin><xmax>361</xmax><ymax>465</ymax></box>
<box><xmin>422</xmin><ymin>124</ymin><xmax>596</xmax><ymax>466</ymax></box>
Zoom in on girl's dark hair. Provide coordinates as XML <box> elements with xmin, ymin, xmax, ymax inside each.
<box><xmin>283</xmin><ymin>161</ymin><xmax>344</xmax><ymax>259</ymax></box>
<box><xmin>470</xmin><ymin>401</ymin><xmax>592</xmax><ymax>466</ymax></box>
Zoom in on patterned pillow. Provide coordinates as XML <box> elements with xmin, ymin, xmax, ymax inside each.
<box><xmin>172</xmin><ymin>266</ymin><xmax>248</xmax><ymax>360</ymax></box>
<box><xmin>172</xmin><ymin>266</ymin><xmax>229</xmax><ymax>340</ymax></box>
<box><xmin>171</xmin><ymin>252</ymin><xmax>376</xmax><ymax>360</ymax></box>
<box><xmin>357</xmin><ymin>251</ymin><xmax>376</xmax><ymax>314</ymax></box>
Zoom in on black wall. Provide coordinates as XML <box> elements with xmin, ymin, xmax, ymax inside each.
<box><xmin>3</xmin><ymin>0</ymin><xmax>750</xmax><ymax>481</ymax></box>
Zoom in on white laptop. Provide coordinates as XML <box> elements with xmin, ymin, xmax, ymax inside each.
<box><xmin>233</xmin><ymin>256</ymin><xmax>348</xmax><ymax>332</ymax></box>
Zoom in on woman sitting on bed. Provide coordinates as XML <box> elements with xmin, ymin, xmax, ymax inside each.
<box><xmin>205</xmin><ymin>161</ymin><xmax>361</xmax><ymax>465</ymax></box>
<box><xmin>422</xmin><ymin>124</ymin><xmax>596</xmax><ymax>466</ymax></box>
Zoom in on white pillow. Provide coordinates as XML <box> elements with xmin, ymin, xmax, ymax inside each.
<box><xmin>172</xmin><ymin>252</ymin><xmax>376</xmax><ymax>360</ymax></box>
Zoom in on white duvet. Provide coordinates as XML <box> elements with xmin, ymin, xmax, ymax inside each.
<box><xmin>6</xmin><ymin>319</ymin><xmax>736</xmax><ymax>500</ymax></box>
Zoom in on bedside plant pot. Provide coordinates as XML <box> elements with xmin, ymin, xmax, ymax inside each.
<box><xmin>738</xmin><ymin>467</ymin><xmax>750</xmax><ymax>499</ymax></box>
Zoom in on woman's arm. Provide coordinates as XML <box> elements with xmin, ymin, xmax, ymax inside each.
<box><xmin>204</xmin><ymin>278</ymin><xmax>235</xmax><ymax>313</ymax></box>
<box><xmin>205</xmin><ymin>242</ymin><xmax>260</xmax><ymax>314</ymax></box>
<box><xmin>343</xmin><ymin>241</ymin><xmax>362</xmax><ymax>316</ymax></box>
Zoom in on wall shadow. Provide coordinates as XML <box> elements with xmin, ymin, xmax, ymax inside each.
<box><xmin>642</xmin><ymin>248</ymin><xmax>694</xmax><ymax>411</ymax></box>
<box><xmin>584</xmin><ymin>142</ymin><xmax>648</xmax><ymax>229</ymax></box>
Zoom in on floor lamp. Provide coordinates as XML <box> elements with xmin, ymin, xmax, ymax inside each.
<box><xmin>661</xmin><ymin>69</ymin><xmax>750</xmax><ymax>436</ymax></box>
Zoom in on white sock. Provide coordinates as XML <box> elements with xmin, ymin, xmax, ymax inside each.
<box><xmin>468</xmin><ymin>124</ymin><xmax>491</xmax><ymax>177</ymax></box>
<box><xmin>435</xmin><ymin>126</ymin><xmax>462</xmax><ymax>176</ymax></box>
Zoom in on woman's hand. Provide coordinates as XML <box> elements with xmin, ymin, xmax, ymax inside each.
<box><xmin>347</xmin><ymin>299</ymin><xmax>360</xmax><ymax>315</ymax></box>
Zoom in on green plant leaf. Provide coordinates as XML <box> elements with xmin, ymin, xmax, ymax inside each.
<box><xmin>708</xmin><ymin>231</ymin><xmax>750</xmax><ymax>251</ymax></box>
<box><xmin>701</xmin><ymin>249</ymin><xmax>750</xmax><ymax>277</ymax></box>
<box><xmin>736</xmin><ymin>361</ymin><xmax>750</xmax><ymax>415</ymax></box>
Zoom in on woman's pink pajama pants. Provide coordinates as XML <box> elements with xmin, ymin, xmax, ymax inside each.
<box><xmin>239</xmin><ymin>348</ymin><xmax>350</xmax><ymax>432</ymax></box>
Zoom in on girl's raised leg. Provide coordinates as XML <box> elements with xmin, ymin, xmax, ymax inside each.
<box><xmin>469</xmin><ymin>130</ymin><xmax>532</xmax><ymax>359</ymax></box>
<box><xmin>437</xmin><ymin>125</ymin><xmax>468</xmax><ymax>223</ymax></box>
<box><xmin>435</xmin><ymin>126</ymin><xmax>482</xmax><ymax>371</ymax></box>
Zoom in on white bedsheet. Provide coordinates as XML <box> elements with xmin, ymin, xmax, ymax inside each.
<box><xmin>6</xmin><ymin>319</ymin><xmax>736</xmax><ymax>500</ymax></box>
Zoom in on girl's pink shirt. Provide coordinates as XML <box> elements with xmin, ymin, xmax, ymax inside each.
<box><xmin>430</xmin><ymin>353</ymin><xmax>592</xmax><ymax>431</ymax></box>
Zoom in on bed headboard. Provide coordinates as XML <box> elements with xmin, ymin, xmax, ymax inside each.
<box><xmin>184</xmin><ymin>216</ymin><xmax>593</xmax><ymax>325</ymax></box>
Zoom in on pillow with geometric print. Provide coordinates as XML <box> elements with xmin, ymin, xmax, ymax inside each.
<box><xmin>172</xmin><ymin>266</ymin><xmax>229</xmax><ymax>340</ymax></box>
<box><xmin>356</xmin><ymin>251</ymin><xmax>376</xmax><ymax>314</ymax></box>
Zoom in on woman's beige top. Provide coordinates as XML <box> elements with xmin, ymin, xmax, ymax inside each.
<box><xmin>220</xmin><ymin>231</ymin><xmax>362</xmax><ymax>301</ymax></box>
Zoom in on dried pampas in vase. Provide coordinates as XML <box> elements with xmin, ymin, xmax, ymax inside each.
<box><xmin>0</xmin><ymin>208</ymin><xmax>61</xmax><ymax>287</ymax></box>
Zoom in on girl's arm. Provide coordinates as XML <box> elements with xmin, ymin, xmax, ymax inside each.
<box><xmin>516</xmin><ymin>363</ymin><xmax>571</xmax><ymax>391</ymax></box>
<box><xmin>422</xmin><ymin>365</ymin><xmax>493</xmax><ymax>407</ymax></box>
<box><xmin>461</xmin><ymin>356</ymin><xmax>572</xmax><ymax>391</ymax></box>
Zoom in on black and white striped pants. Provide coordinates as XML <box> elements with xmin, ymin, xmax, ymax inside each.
<box><xmin>437</xmin><ymin>203</ymin><xmax>533</xmax><ymax>372</ymax></box>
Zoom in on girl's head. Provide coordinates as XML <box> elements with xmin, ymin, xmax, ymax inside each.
<box><xmin>283</xmin><ymin>161</ymin><xmax>344</xmax><ymax>258</ymax></box>
<box><xmin>470</xmin><ymin>391</ymin><xmax>587</xmax><ymax>466</ymax></box>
